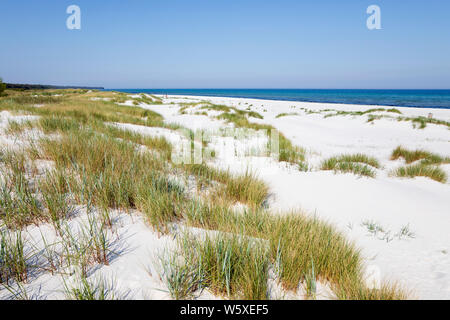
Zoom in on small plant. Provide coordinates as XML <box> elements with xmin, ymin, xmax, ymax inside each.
<box><xmin>85</xmin><ymin>213</ymin><xmax>113</xmax><ymax>266</ymax></box>
<box><xmin>304</xmin><ymin>259</ymin><xmax>317</xmax><ymax>299</ymax></box>
<box><xmin>0</xmin><ymin>230</ymin><xmax>32</xmax><ymax>284</ymax></box>
<box><xmin>37</xmin><ymin>232</ymin><xmax>62</xmax><ymax>275</ymax></box>
<box><xmin>64</xmin><ymin>275</ymin><xmax>115</xmax><ymax>300</ymax></box>
<box><xmin>157</xmin><ymin>243</ymin><xmax>206</xmax><ymax>300</ymax></box>
<box><xmin>361</xmin><ymin>220</ymin><xmax>385</xmax><ymax>236</ymax></box>
<box><xmin>395</xmin><ymin>224</ymin><xmax>415</xmax><ymax>240</ymax></box>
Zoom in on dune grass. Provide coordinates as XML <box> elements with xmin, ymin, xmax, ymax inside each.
<box><xmin>179</xmin><ymin>232</ymin><xmax>270</xmax><ymax>300</ymax></box>
<box><xmin>182</xmin><ymin>202</ymin><xmax>405</xmax><ymax>299</ymax></box>
<box><xmin>0</xmin><ymin>230</ymin><xmax>31</xmax><ymax>284</ymax></box>
<box><xmin>181</xmin><ymin>164</ymin><xmax>269</xmax><ymax>208</ymax></box>
<box><xmin>0</xmin><ymin>150</ymin><xmax>43</xmax><ymax>229</ymax></box>
<box><xmin>202</xmin><ymin>103</ymin><xmax>264</xmax><ymax>120</ymax></box>
<box><xmin>324</xmin><ymin>108</ymin><xmax>402</xmax><ymax>118</ymax></box>
<box><xmin>216</xmin><ymin>109</ymin><xmax>307</xmax><ymax>168</ymax></box>
<box><xmin>394</xmin><ymin>163</ymin><xmax>447</xmax><ymax>183</ymax></box>
<box><xmin>391</xmin><ymin>146</ymin><xmax>450</xmax><ymax>165</ymax></box>
<box><xmin>0</xmin><ymin>90</ymin><xmax>409</xmax><ymax>300</ymax></box>
<box><xmin>275</xmin><ymin>112</ymin><xmax>299</xmax><ymax>118</ymax></box>
<box><xmin>321</xmin><ymin>154</ymin><xmax>380</xmax><ymax>178</ymax></box>
<box><xmin>157</xmin><ymin>245</ymin><xmax>206</xmax><ymax>300</ymax></box>
<box><xmin>332</xmin><ymin>276</ymin><xmax>409</xmax><ymax>300</ymax></box>
<box><xmin>221</xmin><ymin>171</ymin><xmax>269</xmax><ymax>208</ymax></box>
<box><xmin>38</xmin><ymin>169</ymin><xmax>75</xmax><ymax>231</ymax></box>
<box><xmin>391</xmin><ymin>147</ymin><xmax>449</xmax><ymax>183</ymax></box>
<box><xmin>0</xmin><ymin>90</ymin><xmax>166</xmax><ymax>129</ymax></box>
<box><xmin>64</xmin><ymin>275</ymin><xmax>115</xmax><ymax>300</ymax></box>
<box><xmin>398</xmin><ymin>115</ymin><xmax>450</xmax><ymax>129</ymax></box>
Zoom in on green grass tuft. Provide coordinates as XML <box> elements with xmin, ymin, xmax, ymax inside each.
<box><xmin>394</xmin><ymin>163</ymin><xmax>447</xmax><ymax>183</ymax></box>
<box><xmin>321</xmin><ymin>154</ymin><xmax>379</xmax><ymax>178</ymax></box>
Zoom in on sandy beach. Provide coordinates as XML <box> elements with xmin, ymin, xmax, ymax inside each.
<box><xmin>142</xmin><ymin>94</ymin><xmax>450</xmax><ymax>299</ymax></box>
<box><xmin>0</xmin><ymin>91</ymin><xmax>449</xmax><ymax>300</ymax></box>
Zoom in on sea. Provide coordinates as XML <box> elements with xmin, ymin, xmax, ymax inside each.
<box><xmin>109</xmin><ymin>89</ymin><xmax>450</xmax><ymax>109</ymax></box>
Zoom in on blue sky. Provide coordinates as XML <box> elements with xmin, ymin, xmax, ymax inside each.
<box><xmin>1</xmin><ymin>0</ymin><xmax>449</xmax><ymax>89</ymax></box>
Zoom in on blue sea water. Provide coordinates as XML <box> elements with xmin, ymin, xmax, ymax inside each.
<box><xmin>109</xmin><ymin>89</ymin><xmax>450</xmax><ymax>109</ymax></box>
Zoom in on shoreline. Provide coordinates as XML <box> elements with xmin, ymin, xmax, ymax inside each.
<box><xmin>154</xmin><ymin>94</ymin><xmax>450</xmax><ymax>120</ymax></box>
<box><xmin>107</xmin><ymin>89</ymin><xmax>450</xmax><ymax>110</ymax></box>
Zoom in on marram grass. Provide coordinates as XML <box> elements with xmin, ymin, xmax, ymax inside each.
<box><xmin>321</xmin><ymin>153</ymin><xmax>380</xmax><ymax>178</ymax></box>
<box><xmin>0</xmin><ymin>89</ymin><xmax>410</xmax><ymax>300</ymax></box>
<box><xmin>394</xmin><ymin>163</ymin><xmax>447</xmax><ymax>183</ymax></box>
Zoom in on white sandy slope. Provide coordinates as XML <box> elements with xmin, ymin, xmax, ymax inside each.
<box><xmin>143</xmin><ymin>95</ymin><xmax>450</xmax><ymax>299</ymax></box>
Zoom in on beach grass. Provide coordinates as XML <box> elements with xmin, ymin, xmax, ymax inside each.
<box><xmin>0</xmin><ymin>230</ymin><xmax>31</xmax><ymax>284</ymax></box>
<box><xmin>176</xmin><ymin>232</ymin><xmax>270</xmax><ymax>299</ymax></box>
<box><xmin>391</xmin><ymin>146</ymin><xmax>450</xmax><ymax>165</ymax></box>
<box><xmin>0</xmin><ymin>89</ymin><xmax>409</xmax><ymax>300</ymax></box>
<box><xmin>275</xmin><ymin>112</ymin><xmax>299</xmax><ymax>118</ymax></box>
<box><xmin>394</xmin><ymin>163</ymin><xmax>447</xmax><ymax>183</ymax></box>
<box><xmin>64</xmin><ymin>275</ymin><xmax>115</xmax><ymax>300</ymax></box>
<box><xmin>321</xmin><ymin>154</ymin><xmax>380</xmax><ymax>178</ymax></box>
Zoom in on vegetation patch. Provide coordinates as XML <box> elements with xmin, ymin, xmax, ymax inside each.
<box><xmin>394</xmin><ymin>163</ymin><xmax>447</xmax><ymax>183</ymax></box>
<box><xmin>275</xmin><ymin>112</ymin><xmax>299</xmax><ymax>118</ymax></box>
<box><xmin>391</xmin><ymin>146</ymin><xmax>450</xmax><ymax>165</ymax></box>
<box><xmin>321</xmin><ymin>154</ymin><xmax>380</xmax><ymax>178</ymax></box>
<box><xmin>0</xmin><ymin>89</ymin><xmax>409</xmax><ymax>300</ymax></box>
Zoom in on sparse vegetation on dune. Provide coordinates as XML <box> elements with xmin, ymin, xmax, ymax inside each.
<box><xmin>398</xmin><ymin>115</ymin><xmax>450</xmax><ymax>129</ymax></box>
<box><xmin>391</xmin><ymin>146</ymin><xmax>449</xmax><ymax>183</ymax></box>
<box><xmin>306</xmin><ymin>106</ymin><xmax>450</xmax><ymax>129</ymax></box>
<box><xmin>213</xmin><ymin>107</ymin><xmax>307</xmax><ymax>169</ymax></box>
<box><xmin>275</xmin><ymin>112</ymin><xmax>299</xmax><ymax>118</ymax></box>
<box><xmin>394</xmin><ymin>163</ymin><xmax>447</xmax><ymax>183</ymax></box>
<box><xmin>181</xmin><ymin>164</ymin><xmax>269</xmax><ymax>208</ymax></box>
<box><xmin>181</xmin><ymin>202</ymin><xmax>406</xmax><ymax>299</ymax></box>
<box><xmin>170</xmin><ymin>232</ymin><xmax>270</xmax><ymax>300</ymax></box>
<box><xmin>391</xmin><ymin>146</ymin><xmax>450</xmax><ymax>165</ymax></box>
<box><xmin>0</xmin><ymin>230</ymin><xmax>31</xmax><ymax>284</ymax></box>
<box><xmin>0</xmin><ymin>89</ymin><xmax>409</xmax><ymax>300</ymax></box>
<box><xmin>321</xmin><ymin>154</ymin><xmax>380</xmax><ymax>178</ymax></box>
<box><xmin>64</xmin><ymin>275</ymin><xmax>116</xmax><ymax>300</ymax></box>
<box><xmin>324</xmin><ymin>108</ymin><xmax>402</xmax><ymax>118</ymax></box>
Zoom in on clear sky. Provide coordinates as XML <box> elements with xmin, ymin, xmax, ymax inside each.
<box><xmin>1</xmin><ymin>0</ymin><xmax>449</xmax><ymax>89</ymax></box>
